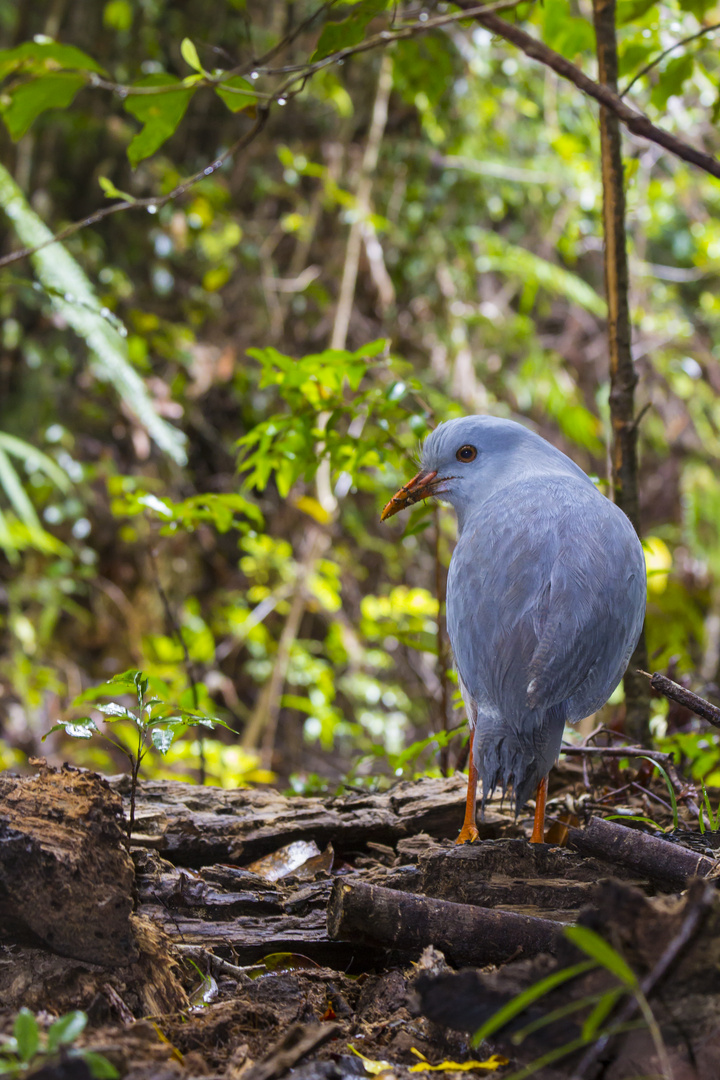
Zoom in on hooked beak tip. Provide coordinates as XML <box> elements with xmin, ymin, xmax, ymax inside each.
<box><xmin>380</xmin><ymin>469</ymin><xmax>439</xmax><ymax>522</ymax></box>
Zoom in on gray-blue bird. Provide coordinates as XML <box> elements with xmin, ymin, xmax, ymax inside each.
<box><xmin>381</xmin><ymin>416</ymin><xmax>646</xmax><ymax>843</ymax></box>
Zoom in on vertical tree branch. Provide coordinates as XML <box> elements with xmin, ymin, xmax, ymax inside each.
<box><xmin>593</xmin><ymin>0</ymin><xmax>650</xmax><ymax>743</ymax></box>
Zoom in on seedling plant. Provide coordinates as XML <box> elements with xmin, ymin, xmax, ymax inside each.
<box><xmin>0</xmin><ymin>1009</ymin><xmax>117</xmax><ymax>1078</ymax></box>
<box><xmin>44</xmin><ymin>669</ymin><xmax>230</xmax><ymax>837</ymax></box>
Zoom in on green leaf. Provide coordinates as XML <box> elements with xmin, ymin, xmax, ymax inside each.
<box><xmin>639</xmin><ymin>755</ymin><xmax>678</xmax><ymax>829</ymax></box>
<box><xmin>0</xmin><ymin>445</ymin><xmax>41</xmax><ymax>528</ymax></box>
<box><xmin>123</xmin><ymin>74</ymin><xmax>194</xmax><ymax>167</ymax></box>
<box><xmin>616</xmin><ymin>0</ymin><xmax>657</xmax><ymax>24</ymax></box>
<box><xmin>81</xmin><ymin>1051</ymin><xmax>120</xmax><ymax>1079</ymax></box>
<box><xmin>0</xmin><ymin>40</ymin><xmax>105</xmax><ymax>80</ymax></box>
<box><xmin>151</xmin><ymin>727</ymin><xmax>175</xmax><ymax>753</ymax></box>
<box><xmin>541</xmin><ymin>0</ymin><xmax>595</xmax><ymax>57</ymax></box>
<box><xmin>1</xmin><ymin>73</ymin><xmax>85</xmax><ymax>141</ymax></box>
<box><xmin>564</xmin><ymin>926</ymin><xmax>637</xmax><ymax>988</ymax></box>
<box><xmin>14</xmin><ymin>1009</ymin><xmax>39</xmax><ymax>1064</ymax></box>
<box><xmin>215</xmin><ymin>76</ymin><xmax>257</xmax><ymax>113</ymax></box>
<box><xmin>98</xmin><ymin>176</ymin><xmax>135</xmax><ymax>202</ymax></box>
<box><xmin>581</xmin><ymin>988</ymin><xmax>623</xmax><ymax>1040</ymax></box>
<box><xmin>471</xmin><ymin>961</ymin><xmax>596</xmax><ymax>1045</ymax></box>
<box><xmin>472</xmin><ymin>228</ymin><xmax>606</xmax><ymax>316</ymax></box>
<box><xmin>678</xmin><ymin>0</ymin><xmax>717</xmax><ymax>18</ymax></box>
<box><xmin>650</xmin><ymin>54</ymin><xmax>694</xmax><ymax>113</ymax></box>
<box><xmin>46</xmin><ymin>1011</ymin><xmax>87</xmax><ymax>1051</ymax></box>
<box><xmin>312</xmin><ymin>0</ymin><xmax>389</xmax><ymax>61</ymax></box>
<box><xmin>95</xmin><ymin>702</ymin><xmax>134</xmax><ymax>718</ymax></box>
<box><xmin>180</xmin><ymin>37</ymin><xmax>204</xmax><ymax>74</ymax></box>
<box><xmin>103</xmin><ymin>0</ymin><xmax>134</xmax><ymax>32</ymax></box>
<box><xmin>0</xmin><ymin>433</ymin><xmax>71</xmax><ymax>492</ymax></box>
<box><xmin>64</xmin><ymin>719</ymin><xmax>98</xmax><ymax>738</ymax></box>
<box><xmin>0</xmin><ymin>164</ymin><xmax>187</xmax><ymax>464</ymax></box>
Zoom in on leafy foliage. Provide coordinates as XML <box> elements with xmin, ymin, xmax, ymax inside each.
<box><xmin>1</xmin><ymin>0</ymin><xmax>720</xmax><ymax>801</ymax></box>
<box><xmin>0</xmin><ymin>1009</ymin><xmax>117</xmax><ymax>1078</ymax></box>
<box><xmin>44</xmin><ymin>670</ymin><xmax>229</xmax><ymax>835</ymax></box>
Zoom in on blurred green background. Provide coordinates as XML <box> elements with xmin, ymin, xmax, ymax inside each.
<box><xmin>1</xmin><ymin>0</ymin><xmax>720</xmax><ymax>793</ymax></box>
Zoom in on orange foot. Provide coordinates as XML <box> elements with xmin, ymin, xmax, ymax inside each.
<box><xmin>455</xmin><ymin>822</ymin><xmax>479</xmax><ymax>845</ymax></box>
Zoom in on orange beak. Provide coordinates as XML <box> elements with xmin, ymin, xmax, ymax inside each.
<box><xmin>380</xmin><ymin>469</ymin><xmax>440</xmax><ymax>521</ymax></box>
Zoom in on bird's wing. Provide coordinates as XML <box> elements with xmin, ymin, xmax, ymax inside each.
<box><xmin>446</xmin><ymin>478</ymin><xmax>645</xmax><ymax>722</ymax></box>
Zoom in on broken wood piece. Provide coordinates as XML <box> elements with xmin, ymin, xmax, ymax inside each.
<box><xmin>566</xmin><ymin>815</ymin><xmax>716</xmax><ymax>889</ymax></box>
<box><xmin>644</xmin><ymin>669</ymin><xmax>720</xmax><ymax>729</ymax></box>
<box><xmin>242</xmin><ymin>1021</ymin><xmax>343</xmax><ymax>1080</ymax></box>
<box><xmin>0</xmin><ymin>764</ymin><xmax>138</xmax><ymax>967</ymax></box>
<box><xmin>327</xmin><ymin>879</ymin><xmax>563</xmax><ymax>966</ymax></box>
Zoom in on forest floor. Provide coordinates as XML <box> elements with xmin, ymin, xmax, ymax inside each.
<box><xmin>1</xmin><ymin>757</ymin><xmax>720</xmax><ymax>1080</ymax></box>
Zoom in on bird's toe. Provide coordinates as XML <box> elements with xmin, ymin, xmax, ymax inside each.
<box><xmin>455</xmin><ymin>822</ymin><xmax>480</xmax><ymax>845</ymax></box>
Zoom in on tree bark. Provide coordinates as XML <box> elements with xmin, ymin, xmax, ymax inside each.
<box><xmin>593</xmin><ymin>0</ymin><xmax>650</xmax><ymax>743</ymax></box>
<box><xmin>327</xmin><ymin>879</ymin><xmax>563</xmax><ymax>966</ymax></box>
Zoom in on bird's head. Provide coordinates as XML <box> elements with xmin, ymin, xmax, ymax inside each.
<box><xmin>381</xmin><ymin>415</ymin><xmax>578</xmax><ymax>523</ymax></box>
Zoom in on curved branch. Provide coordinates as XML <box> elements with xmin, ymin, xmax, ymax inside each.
<box><xmin>453</xmin><ymin>2</ymin><xmax>720</xmax><ymax>181</ymax></box>
<box><xmin>621</xmin><ymin>21</ymin><xmax>720</xmax><ymax>98</ymax></box>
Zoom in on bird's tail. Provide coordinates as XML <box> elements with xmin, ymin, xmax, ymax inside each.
<box><xmin>473</xmin><ymin>706</ymin><xmax>565</xmax><ymax>815</ymax></box>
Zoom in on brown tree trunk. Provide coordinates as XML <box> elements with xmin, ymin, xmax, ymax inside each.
<box><xmin>593</xmin><ymin>0</ymin><xmax>650</xmax><ymax>743</ymax></box>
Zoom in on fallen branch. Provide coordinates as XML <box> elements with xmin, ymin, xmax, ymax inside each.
<box><xmin>566</xmin><ymin>816</ymin><xmax>716</xmax><ymax>889</ymax></box>
<box><xmin>327</xmin><ymin>879</ymin><xmax>563</xmax><ymax>965</ymax></box>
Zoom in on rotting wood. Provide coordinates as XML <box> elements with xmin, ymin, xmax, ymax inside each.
<box><xmin>413</xmin><ymin>879</ymin><xmax>720</xmax><ymax>1078</ymax></box>
<box><xmin>327</xmin><ymin>879</ymin><xmax>563</xmax><ymax>966</ymax></box>
<box><xmin>109</xmin><ymin>774</ymin><xmax>511</xmax><ymax>862</ymax></box>
<box><xmin>0</xmin><ymin>763</ymin><xmax>138</xmax><ymax>967</ymax></box>
<box><xmin>566</xmin><ymin>815</ymin><xmax>717</xmax><ymax>888</ymax></box>
<box><xmin>407</xmin><ymin>839</ymin><xmax>643</xmax><ymax>919</ymax></box>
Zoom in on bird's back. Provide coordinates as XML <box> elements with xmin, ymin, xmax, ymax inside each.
<box><xmin>446</xmin><ymin>475</ymin><xmax>645</xmax><ymax>808</ymax></box>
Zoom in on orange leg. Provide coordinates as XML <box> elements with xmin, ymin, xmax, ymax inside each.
<box><xmin>456</xmin><ymin>729</ymin><xmax>480</xmax><ymax>844</ymax></box>
<box><xmin>530</xmin><ymin>775</ymin><xmax>548</xmax><ymax>844</ymax></box>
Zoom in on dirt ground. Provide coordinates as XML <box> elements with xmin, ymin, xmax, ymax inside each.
<box><xmin>2</xmin><ymin>757</ymin><xmax>719</xmax><ymax>1080</ymax></box>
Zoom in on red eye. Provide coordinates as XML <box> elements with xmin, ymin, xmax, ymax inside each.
<box><xmin>456</xmin><ymin>445</ymin><xmax>477</xmax><ymax>462</ymax></box>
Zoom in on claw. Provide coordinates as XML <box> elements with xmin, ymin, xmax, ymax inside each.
<box><xmin>455</xmin><ymin>822</ymin><xmax>479</xmax><ymax>845</ymax></box>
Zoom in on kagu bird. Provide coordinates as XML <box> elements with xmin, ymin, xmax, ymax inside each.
<box><xmin>381</xmin><ymin>416</ymin><xmax>646</xmax><ymax>844</ymax></box>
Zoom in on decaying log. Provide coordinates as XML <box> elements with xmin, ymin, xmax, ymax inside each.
<box><xmin>413</xmin><ymin>879</ymin><xmax>720</xmax><ymax>1079</ymax></box>
<box><xmin>566</xmin><ymin>815</ymin><xmax>717</xmax><ymax>889</ymax></box>
<box><xmin>111</xmin><ymin>774</ymin><xmax>513</xmax><ymax>862</ymax></box>
<box><xmin>0</xmin><ymin>764</ymin><xmax>137</xmax><ymax>967</ymax></box>
<box><xmin>407</xmin><ymin>839</ymin><xmax>642</xmax><ymax>920</ymax></box>
<box><xmin>327</xmin><ymin>879</ymin><xmax>563</xmax><ymax>966</ymax></box>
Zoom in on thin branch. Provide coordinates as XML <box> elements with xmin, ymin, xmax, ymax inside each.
<box><xmin>640</xmin><ymin>668</ymin><xmax>720</xmax><ymax>728</ymax></box>
<box><xmin>149</xmin><ymin>545</ymin><xmax>206</xmax><ymax>784</ymax></box>
<box><xmin>5</xmin><ymin>0</ymin><xmax>719</xmax><ymax>273</ymax></box>
<box><xmin>621</xmin><ymin>21</ymin><xmax>720</xmax><ymax>98</ymax></box>
<box><xmin>561</xmin><ymin>744</ymin><xmax>675</xmax><ymax>762</ymax></box>
<box><xmin>0</xmin><ymin>106</ymin><xmax>269</xmax><ymax>269</ymax></box>
<box><xmin>453</xmin><ymin>2</ymin><xmax>720</xmax><ymax>181</ymax></box>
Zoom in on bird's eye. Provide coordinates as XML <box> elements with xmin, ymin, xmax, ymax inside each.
<box><xmin>456</xmin><ymin>445</ymin><xmax>477</xmax><ymax>462</ymax></box>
